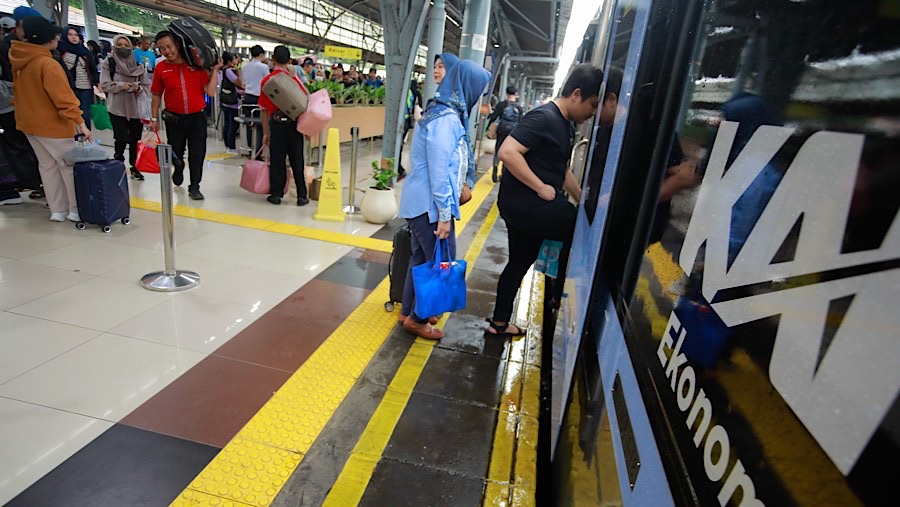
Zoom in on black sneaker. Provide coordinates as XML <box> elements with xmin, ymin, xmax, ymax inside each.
<box><xmin>172</xmin><ymin>170</ymin><xmax>184</xmax><ymax>186</ymax></box>
<box><xmin>297</xmin><ymin>197</ymin><xmax>309</xmax><ymax>206</ymax></box>
<box><xmin>130</xmin><ymin>167</ymin><xmax>144</xmax><ymax>181</ymax></box>
<box><xmin>189</xmin><ymin>189</ymin><xmax>204</xmax><ymax>200</ymax></box>
<box><xmin>267</xmin><ymin>195</ymin><xmax>282</xmax><ymax>205</ymax></box>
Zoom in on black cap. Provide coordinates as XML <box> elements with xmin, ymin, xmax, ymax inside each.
<box><xmin>22</xmin><ymin>16</ymin><xmax>57</xmax><ymax>45</ymax></box>
<box><xmin>506</xmin><ymin>86</ymin><xmax>518</xmax><ymax>95</ymax></box>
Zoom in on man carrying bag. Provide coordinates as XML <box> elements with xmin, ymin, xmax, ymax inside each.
<box><xmin>258</xmin><ymin>45</ymin><xmax>309</xmax><ymax>207</ymax></box>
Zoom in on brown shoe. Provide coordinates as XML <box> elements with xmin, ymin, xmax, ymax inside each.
<box><xmin>403</xmin><ymin>318</ymin><xmax>444</xmax><ymax>340</ymax></box>
<box><xmin>398</xmin><ymin>315</ymin><xmax>440</xmax><ymax>325</ymax></box>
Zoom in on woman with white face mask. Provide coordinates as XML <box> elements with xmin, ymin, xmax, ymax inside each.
<box><xmin>100</xmin><ymin>35</ymin><xmax>150</xmax><ymax>180</ymax></box>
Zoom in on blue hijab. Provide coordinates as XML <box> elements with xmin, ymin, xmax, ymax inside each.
<box><xmin>421</xmin><ymin>56</ymin><xmax>491</xmax><ymax>177</ymax></box>
<box><xmin>58</xmin><ymin>26</ymin><xmax>90</xmax><ymax>57</ymax></box>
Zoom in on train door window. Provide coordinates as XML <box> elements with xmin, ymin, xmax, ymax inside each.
<box><xmin>623</xmin><ymin>0</ymin><xmax>900</xmax><ymax>504</ymax></box>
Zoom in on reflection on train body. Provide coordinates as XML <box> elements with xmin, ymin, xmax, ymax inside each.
<box><xmin>551</xmin><ymin>0</ymin><xmax>899</xmax><ymax>505</ymax></box>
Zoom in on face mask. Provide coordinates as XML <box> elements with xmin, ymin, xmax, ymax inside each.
<box><xmin>114</xmin><ymin>47</ymin><xmax>132</xmax><ymax>58</ymax></box>
<box><xmin>315</xmin><ymin>75</ymin><xmax>324</xmax><ymax>82</ymax></box>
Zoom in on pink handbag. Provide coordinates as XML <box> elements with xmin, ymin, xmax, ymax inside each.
<box><xmin>296</xmin><ymin>89</ymin><xmax>332</xmax><ymax>137</ymax></box>
<box><xmin>240</xmin><ymin>148</ymin><xmax>291</xmax><ymax>195</ymax></box>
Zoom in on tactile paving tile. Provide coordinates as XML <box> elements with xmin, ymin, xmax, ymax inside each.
<box><xmin>179</xmin><ymin>438</ymin><xmax>302</xmax><ymax>506</ymax></box>
<box><xmin>171</xmin><ymin>489</ymin><xmax>255</xmax><ymax>506</ymax></box>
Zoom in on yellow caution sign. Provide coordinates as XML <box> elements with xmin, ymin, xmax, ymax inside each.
<box><xmin>324</xmin><ymin>45</ymin><xmax>362</xmax><ymax>60</ymax></box>
<box><xmin>314</xmin><ymin>128</ymin><xmax>346</xmax><ymax>222</ymax></box>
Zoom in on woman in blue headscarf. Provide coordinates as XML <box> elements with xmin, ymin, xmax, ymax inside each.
<box><xmin>397</xmin><ymin>56</ymin><xmax>491</xmax><ymax>340</ymax></box>
<box><xmin>57</xmin><ymin>26</ymin><xmax>97</xmax><ymax>129</ymax></box>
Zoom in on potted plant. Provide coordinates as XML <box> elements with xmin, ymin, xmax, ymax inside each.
<box><xmin>360</xmin><ymin>158</ymin><xmax>399</xmax><ymax>224</ymax></box>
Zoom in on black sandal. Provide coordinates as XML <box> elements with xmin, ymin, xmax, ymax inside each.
<box><xmin>485</xmin><ymin>319</ymin><xmax>527</xmax><ymax>336</ymax></box>
<box><xmin>29</xmin><ymin>189</ymin><xmax>44</xmax><ymax>199</ymax></box>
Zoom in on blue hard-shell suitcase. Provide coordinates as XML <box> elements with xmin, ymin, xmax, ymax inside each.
<box><xmin>73</xmin><ymin>159</ymin><xmax>131</xmax><ymax>233</ymax></box>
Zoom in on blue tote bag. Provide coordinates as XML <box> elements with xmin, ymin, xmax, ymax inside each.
<box><xmin>411</xmin><ymin>238</ymin><xmax>467</xmax><ymax>318</ymax></box>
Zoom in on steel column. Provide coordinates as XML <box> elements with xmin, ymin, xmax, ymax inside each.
<box><xmin>423</xmin><ymin>0</ymin><xmax>446</xmax><ymax>104</ymax></box>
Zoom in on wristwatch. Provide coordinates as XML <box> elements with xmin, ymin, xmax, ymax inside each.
<box><xmin>150</xmin><ymin>117</ymin><xmax>158</xmax><ymax>122</ymax></box>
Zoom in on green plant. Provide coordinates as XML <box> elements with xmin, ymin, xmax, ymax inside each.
<box><xmin>372</xmin><ymin>86</ymin><xmax>386</xmax><ymax>105</ymax></box>
<box><xmin>371</xmin><ymin>159</ymin><xmax>397</xmax><ymax>190</ymax></box>
<box><xmin>350</xmin><ymin>85</ymin><xmax>370</xmax><ymax>105</ymax></box>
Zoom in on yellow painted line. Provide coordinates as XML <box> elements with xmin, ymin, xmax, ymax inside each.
<box><xmin>484</xmin><ymin>270</ymin><xmax>544</xmax><ymax>507</ymax></box>
<box><xmin>206</xmin><ymin>153</ymin><xmax>240</xmax><ymax>161</ymax></box>
<box><xmin>132</xmin><ymin>170</ymin><xmax>495</xmax><ymax>255</ymax></box>
<box><xmin>130</xmin><ymin>197</ymin><xmax>394</xmax><ymax>253</ymax></box>
<box><xmin>323</xmin><ymin>203</ymin><xmax>501</xmax><ymax>506</ymax></box>
<box><xmin>640</xmin><ymin>248</ymin><xmax>862</xmax><ymax>506</ymax></box>
<box><xmin>171</xmin><ymin>178</ymin><xmax>499</xmax><ymax>507</ymax></box>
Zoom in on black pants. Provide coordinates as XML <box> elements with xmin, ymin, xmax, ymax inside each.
<box><xmin>222</xmin><ymin>107</ymin><xmax>238</xmax><ymax>149</ymax></box>
<box><xmin>268</xmin><ymin>118</ymin><xmax>306</xmax><ymax>199</ymax></box>
<box><xmin>243</xmin><ymin>95</ymin><xmax>263</xmax><ymax>158</ymax></box>
<box><xmin>0</xmin><ymin>111</ymin><xmax>40</xmax><ymax>188</ymax></box>
<box><xmin>109</xmin><ymin>113</ymin><xmax>143</xmax><ymax>169</ymax></box>
<box><xmin>164</xmin><ymin>110</ymin><xmax>207</xmax><ymax>192</ymax></box>
<box><xmin>492</xmin><ymin>196</ymin><xmax>577</xmax><ymax>323</ymax></box>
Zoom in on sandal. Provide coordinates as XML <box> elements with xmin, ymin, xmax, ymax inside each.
<box><xmin>29</xmin><ymin>189</ymin><xmax>45</xmax><ymax>199</ymax></box>
<box><xmin>485</xmin><ymin>319</ymin><xmax>527</xmax><ymax>336</ymax></box>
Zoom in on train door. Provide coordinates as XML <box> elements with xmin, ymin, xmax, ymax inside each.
<box><xmin>554</xmin><ymin>0</ymin><xmax>900</xmax><ymax>505</ymax></box>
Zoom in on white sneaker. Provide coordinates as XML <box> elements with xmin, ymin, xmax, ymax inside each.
<box><xmin>0</xmin><ymin>196</ymin><xmax>23</xmax><ymax>205</ymax></box>
<box><xmin>50</xmin><ymin>212</ymin><xmax>67</xmax><ymax>222</ymax></box>
<box><xmin>67</xmin><ymin>212</ymin><xmax>81</xmax><ymax>222</ymax></box>
<box><xmin>225</xmin><ymin>149</ymin><xmax>239</xmax><ymax>155</ymax></box>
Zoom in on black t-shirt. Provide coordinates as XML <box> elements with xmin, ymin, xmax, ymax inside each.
<box><xmin>498</xmin><ymin>102</ymin><xmax>575</xmax><ymax>212</ymax></box>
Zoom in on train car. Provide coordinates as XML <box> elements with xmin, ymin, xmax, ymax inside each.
<box><xmin>549</xmin><ymin>0</ymin><xmax>899</xmax><ymax>505</ymax></box>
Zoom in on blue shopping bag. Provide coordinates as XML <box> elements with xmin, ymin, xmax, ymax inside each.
<box><xmin>534</xmin><ymin>240</ymin><xmax>563</xmax><ymax>278</ymax></box>
<box><xmin>412</xmin><ymin>238</ymin><xmax>467</xmax><ymax>318</ymax></box>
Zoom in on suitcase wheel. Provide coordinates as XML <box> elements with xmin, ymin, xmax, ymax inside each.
<box><xmin>75</xmin><ymin>222</ymin><xmax>86</xmax><ymax>230</ymax></box>
<box><xmin>384</xmin><ymin>301</ymin><xmax>394</xmax><ymax>312</ymax></box>
<box><xmin>121</xmin><ymin>217</ymin><xmax>130</xmax><ymax>225</ymax></box>
<box><xmin>101</xmin><ymin>225</ymin><xmax>112</xmax><ymax>233</ymax></box>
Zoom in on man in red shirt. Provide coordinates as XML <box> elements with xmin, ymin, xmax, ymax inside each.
<box><xmin>259</xmin><ymin>45</ymin><xmax>308</xmax><ymax>206</ymax></box>
<box><xmin>149</xmin><ymin>30</ymin><xmax>222</xmax><ymax>200</ymax></box>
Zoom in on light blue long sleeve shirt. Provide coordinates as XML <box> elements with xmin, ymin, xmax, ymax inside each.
<box><xmin>398</xmin><ymin>110</ymin><xmax>474</xmax><ymax>223</ymax></box>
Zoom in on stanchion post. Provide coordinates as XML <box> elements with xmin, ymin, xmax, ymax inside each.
<box><xmin>317</xmin><ymin>129</ymin><xmax>324</xmax><ymax>168</ymax></box>
<box><xmin>343</xmin><ymin>126</ymin><xmax>361</xmax><ymax>214</ymax></box>
<box><xmin>140</xmin><ymin>143</ymin><xmax>201</xmax><ymax>292</ymax></box>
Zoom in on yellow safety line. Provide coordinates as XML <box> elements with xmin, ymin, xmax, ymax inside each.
<box><xmin>323</xmin><ymin>204</ymin><xmax>500</xmax><ymax>506</ymax></box>
<box><xmin>484</xmin><ymin>270</ymin><xmax>543</xmax><ymax>507</ymax></box>
<box><xmin>636</xmin><ymin>247</ymin><xmax>862</xmax><ymax>507</ymax></box>
<box><xmin>170</xmin><ymin>176</ymin><xmax>497</xmax><ymax>507</ymax></box>
<box><xmin>131</xmin><ymin>171</ymin><xmax>495</xmax><ymax>254</ymax></box>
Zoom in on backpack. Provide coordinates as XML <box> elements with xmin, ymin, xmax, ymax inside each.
<box><xmin>497</xmin><ymin>101</ymin><xmax>521</xmax><ymax>135</ymax></box>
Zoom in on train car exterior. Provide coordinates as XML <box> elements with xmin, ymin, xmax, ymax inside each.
<box><xmin>550</xmin><ymin>0</ymin><xmax>900</xmax><ymax>505</ymax></box>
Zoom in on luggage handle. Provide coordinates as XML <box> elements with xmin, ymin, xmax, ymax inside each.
<box><xmin>252</xmin><ymin>145</ymin><xmax>269</xmax><ymax>163</ymax></box>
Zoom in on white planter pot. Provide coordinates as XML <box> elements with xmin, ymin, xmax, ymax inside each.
<box><xmin>361</xmin><ymin>187</ymin><xmax>398</xmax><ymax>224</ymax></box>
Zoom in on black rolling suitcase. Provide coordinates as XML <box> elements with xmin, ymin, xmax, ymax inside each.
<box><xmin>169</xmin><ymin>17</ymin><xmax>219</xmax><ymax>69</ymax></box>
<box><xmin>384</xmin><ymin>224</ymin><xmax>412</xmax><ymax>311</ymax></box>
<box><xmin>73</xmin><ymin>159</ymin><xmax>131</xmax><ymax>233</ymax></box>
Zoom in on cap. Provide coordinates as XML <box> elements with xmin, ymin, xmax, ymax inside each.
<box><xmin>302</xmin><ymin>57</ymin><xmax>315</xmax><ymax>67</ymax></box>
<box><xmin>22</xmin><ymin>16</ymin><xmax>57</xmax><ymax>44</ymax></box>
<box><xmin>13</xmin><ymin>6</ymin><xmax>42</xmax><ymax>22</ymax></box>
<box><xmin>0</xmin><ymin>17</ymin><xmax>15</xmax><ymax>29</ymax></box>
<box><xmin>331</xmin><ymin>63</ymin><xmax>343</xmax><ymax>70</ymax></box>
<box><xmin>506</xmin><ymin>85</ymin><xmax>518</xmax><ymax>95</ymax></box>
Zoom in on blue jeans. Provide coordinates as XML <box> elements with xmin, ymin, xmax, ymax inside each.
<box><xmin>401</xmin><ymin>213</ymin><xmax>456</xmax><ymax>323</ymax></box>
<box><xmin>75</xmin><ymin>88</ymin><xmax>93</xmax><ymax>130</ymax></box>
